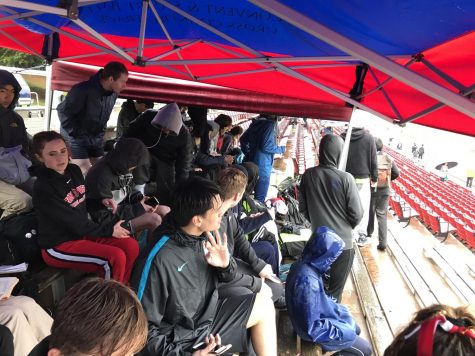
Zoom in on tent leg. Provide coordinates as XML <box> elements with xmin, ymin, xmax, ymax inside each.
<box><xmin>44</xmin><ymin>64</ymin><xmax>53</xmax><ymax>131</ymax></box>
<box><xmin>338</xmin><ymin>107</ymin><xmax>357</xmax><ymax>171</ymax></box>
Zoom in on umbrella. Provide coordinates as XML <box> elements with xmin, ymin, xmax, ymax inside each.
<box><xmin>435</xmin><ymin>161</ymin><xmax>458</xmax><ymax>170</ymax></box>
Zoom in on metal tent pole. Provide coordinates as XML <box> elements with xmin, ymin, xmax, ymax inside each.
<box><xmin>338</xmin><ymin>108</ymin><xmax>356</xmax><ymax>171</ymax></box>
<box><xmin>44</xmin><ymin>64</ymin><xmax>53</xmax><ymax>131</ymax></box>
<box><xmin>250</xmin><ymin>0</ymin><xmax>475</xmax><ymax>120</ymax></box>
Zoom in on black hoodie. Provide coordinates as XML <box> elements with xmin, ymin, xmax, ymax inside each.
<box><xmin>0</xmin><ymin>70</ymin><xmax>29</xmax><ymax>151</ymax></box>
<box><xmin>85</xmin><ymin>138</ymin><xmax>150</xmax><ymax>223</ymax></box>
<box><xmin>340</xmin><ymin>128</ymin><xmax>378</xmax><ymax>181</ymax></box>
<box><xmin>299</xmin><ymin>134</ymin><xmax>363</xmax><ymax>250</ymax></box>
<box><xmin>33</xmin><ymin>164</ymin><xmax>117</xmax><ymax>249</ymax></box>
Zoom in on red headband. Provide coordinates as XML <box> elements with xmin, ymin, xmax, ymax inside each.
<box><xmin>414</xmin><ymin>314</ymin><xmax>475</xmax><ymax>356</ymax></box>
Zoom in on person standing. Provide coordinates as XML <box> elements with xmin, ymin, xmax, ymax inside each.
<box><xmin>367</xmin><ymin>138</ymin><xmax>399</xmax><ymax>251</ymax></box>
<box><xmin>411</xmin><ymin>143</ymin><xmax>417</xmax><ymax>156</ymax></box>
<box><xmin>57</xmin><ymin>62</ymin><xmax>128</xmax><ymax>174</ymax></box>
<box><xmin>299</xmin><ymin>134</ymin><xmax>363</xmax><ymax>302</ymax></box>
<box><xmin>418</xmin><ymin>144</ymin><xmax>425</xmax><ymax>159</ymax></box>
<box><xmin>240</xmin><ymin>114</ymin><xmax>285</xmax><ymax>202</ymax></box>
<box><xmin>466</xmin><ymin>167</ymin><xmax>474</xmax><ymax>188</ymax></box>
<box><xmin>340</xmin><ymin>119</ymin><xmax>377</xmax><ymax>247</ymax></box>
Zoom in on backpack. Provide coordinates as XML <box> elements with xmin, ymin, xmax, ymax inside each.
<box><xmin>0</xmin><ymin>212</ymin><xmax>41</xmax><ymax>264</ymax></box>
<box><xmin>376</xmin><ymin>153</ymin><xmax>392</xmax><ymax>188</ymax></box>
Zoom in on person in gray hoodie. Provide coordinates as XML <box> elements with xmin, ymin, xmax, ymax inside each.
<box><xmin>299</xmin><ymin>134</ymin><xmax>363</xmax><ymax>302</ymax></box>
<box><xmin>124</xmin><ymin>103</ymin><xmax>193</xmax><ymax>206</ymax></box>
<box><xmin>0</xmin><ymin>70</ymin><xmax>34</xmax><ymax>219</ymax></box>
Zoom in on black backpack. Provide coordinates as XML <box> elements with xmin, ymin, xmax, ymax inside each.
<box><xmin>0</xmin><ymin>212</ymin><xmax>41</xmax><ymax>264</ymax></box>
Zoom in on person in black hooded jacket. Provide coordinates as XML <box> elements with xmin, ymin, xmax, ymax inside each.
<box><xmin>340</xmin><ymin>122</ymin><xmax>377</xmax><ymax>247</ymax></box>
<box><xmin>299</xmin><ymin>134</ymin><xmax>363</xmax><ymax>302</ymax></box>
<box><xmin>85</xmin><ymin>138</ymin><xmax>170</xmax><ymax>241</ymax></box>
<box><xmin>116</xmin><ymin>99</ymin><xmax>154</xmax><ymax>140</ymax></box>
<box><xmin>32</xmin><ymin>131</ymin><xmax>139</xmax><ymax>284</ymax></box>
<box><xmin>0</xmin><ymin>70</ymin><xmax>34</xmax><ymax>219</ymax></box>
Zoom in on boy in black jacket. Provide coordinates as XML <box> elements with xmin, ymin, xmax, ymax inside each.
<box><xmin>131</xmin><ymin>177</ymin><xmax>277</xmax><ymax>355</ymax></box>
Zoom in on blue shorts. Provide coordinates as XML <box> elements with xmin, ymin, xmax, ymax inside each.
<box><xmin>68</xmin><ymin>135</ymin><xmax>104</xmax><ymax>159</ymax></box>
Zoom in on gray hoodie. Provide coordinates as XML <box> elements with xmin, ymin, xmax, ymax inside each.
<box><xmin>298</xmin><ymin>134</ymin><xmax>363</xmax><ymax>250</ymax></box>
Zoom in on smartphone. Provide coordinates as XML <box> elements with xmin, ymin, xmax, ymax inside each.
<box><xmin>145</xmin><ymin>196</ymin><xmax>159</xmax><ymax>207</ymax></box>
<box><xmin>120</xmin><ymin>220</ymin><xmax>134</xmax><ymax>234</ymax></box>
<box><xmin>192</xmin><ymin>342</ymin><xmax>232</xmax><ymax>355</ymax></box>
<box><xmin>213</xmin><ymin>344</ymin><xmax>232</xmax><ymax>355</ymax></box>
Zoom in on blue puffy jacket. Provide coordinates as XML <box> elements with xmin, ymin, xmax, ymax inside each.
<box><xmin>286</xmin><ymin>226</ymin><xmax>357</xmax><ymax>351</ymax></box>
<box><xmin>240</xmin><ymin>117</ymin><xmax>284</xmax><ymax>178</ymax></box>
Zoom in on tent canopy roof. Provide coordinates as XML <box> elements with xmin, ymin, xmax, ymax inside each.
<box><xmin>1</xmin><ymin>0</ymin><xmax>474</xmax><ymax>135</ymax></box>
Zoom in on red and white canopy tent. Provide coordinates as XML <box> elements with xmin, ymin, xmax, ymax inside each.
<box><xmin>0</xmin><ymin>0</ymin><xmax>474</xmax><ymax>135</ymax></box>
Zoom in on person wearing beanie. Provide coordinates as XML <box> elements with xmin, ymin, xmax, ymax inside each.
<box><xmin>0</xmin><ymin>69</ymin><xmax>34</xmax><ymax>219</ymax></box>
<box><xmin>124</xmin><ymin>102</ymin><xmax>193</xmax><ymax>206</ymax></box>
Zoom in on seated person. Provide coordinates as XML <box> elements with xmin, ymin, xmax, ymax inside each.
<box><xmin>228</xmin><ymin>126</ymin><xmax>245</xmax><ymax>163</ymax></box>
<box><xmin>124</xmin><ymin>102</ymin><xmax>193</xmax><ymax>206</ymax></box>
<box><xmin>384</xmin><ymin>304</ymin><xmax>475</xmax><ymax>356</ymax></box>
<box><xmin>0</xmin><ymin>325</ymin><xmax>13</xmax><ymax>356</ymax></box>
<box><xmin>131</xmin><ymin>177</ymin><xmax>277</xmax><ymax>355</ymax></box>
<box><xmin>0</xmin><ymin>70</ymin><xmax>34</xmax><ymax>219</ymax></box>
<box><xmin>0</xmin><ymin>296</ymin><xmax>52</xmax><ymax>356</ymax></box>
<box><xmin>216</xmin><ymin>166</ymin><xmax>283</xmax><ymax>305</ymax></box>
<box><xmin>286</xmin><ymin>226</ymin><xmax>372</xmax><ymax>356</ymax></box>
<box><xmin>29</xmin><ymin>277</ymin><xmax>147</xmax><ymax>356</ymax></box>
<box><xmin>213</xmin><ymin>114</ymin><xmax>233</xmax><ymax>155</ymax></box>
<box><xmin>191</xmin><ymin>124</ymin><xmax>233</xmax><ymax>179</ymax></box>
<box><xmin>116</xmin><ymin>98</ymin><xmax>154</xmax><ymax>140</ymax></box>
<box><xmin>85</xmin><ymin>138</ymin><xmax>169</xmax><ymax>241</ymax></box>
<box><xmin>31</xmin><ymin>131</ymin><xmax>139</xmax><ymax>283</ymax></box>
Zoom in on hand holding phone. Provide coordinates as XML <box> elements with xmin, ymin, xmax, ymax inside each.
<box><xmin>192</xmin><ymin>334</ymin><xmax>232</xmax><ymax>355</ymax></box>
<box><xmin>145</xmin><ymin>196</ymin><xmax>160</xmax><ymax>207</ymax></box>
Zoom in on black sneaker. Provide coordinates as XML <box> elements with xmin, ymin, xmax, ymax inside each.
<box><xmin>274</xmin><ymin>296</ymin><xmax>287</xmax><ymax>310</ymax></box>
<box><xmin>377</xmin><ymin>244</ymin><xmax>387</xmax><ymax>251</ymax></box>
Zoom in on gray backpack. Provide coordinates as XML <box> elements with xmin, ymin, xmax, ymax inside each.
<box><xmin>376</xmin><ymin>153</ymin><xmax>392</xmax><ymax>189</ymax></box>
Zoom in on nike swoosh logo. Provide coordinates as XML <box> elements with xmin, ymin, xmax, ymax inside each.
<box><xmin>177</xmin><ymin>262</ymin><xmax>188</xmax><ymax>272</ymax></box>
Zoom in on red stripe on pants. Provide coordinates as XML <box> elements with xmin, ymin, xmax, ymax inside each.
<box><xmin>41</xmin><ymin>236</ymin><xmax>139</xmax><ymax>283</ymax></box>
